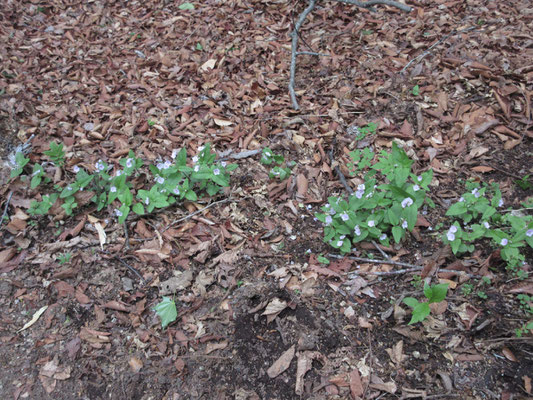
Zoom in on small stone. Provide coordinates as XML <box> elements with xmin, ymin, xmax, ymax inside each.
<box><xmin>121</xmin><ymin>277</ymin><xmax>134</xmax><ymax>292</ymax></box>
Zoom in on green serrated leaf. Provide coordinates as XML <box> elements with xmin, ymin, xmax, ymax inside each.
<box><xmin>408</xmin><ymin>302</ymin><xmax>430</xmax><ymax>324</ymax></box>
<box><xmin>153</xmin><ymin>297</ymin><xmax>178</xmax><ymax>328</ymax></box>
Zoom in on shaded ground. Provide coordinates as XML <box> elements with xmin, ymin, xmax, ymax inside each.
<box><xmin>1</xmin><ymin>0</ymin><xmax>532</xmax><ymax>399</ymax></box>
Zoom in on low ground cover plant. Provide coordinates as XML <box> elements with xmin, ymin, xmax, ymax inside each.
<box><xmin>316</xmin><ymin>142</ymin><xmax>433</xmax><ymax>253</ymax></box>
<box><xmin>13</xmin><ymin>142</ymin><xmax>237</xmax><ymax>224</ymax></box>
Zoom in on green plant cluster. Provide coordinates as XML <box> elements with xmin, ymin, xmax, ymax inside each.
<box><xmin>403</xmin><ymin>283</ymin><xmax>449</xmax><ymax>325</ymax></box>
<box><xmin>442</xmin><ymin>180</ymin><xmax>533</xmax><ymax>278</ymax></box>
<box><xmin>260</xmin><ymin>147</ymin><xmax>293</xmax><ymax>180</ymax></box>
<box><xmin>316</xmin><ymin>142</ymin><xmax>433</xmax><ymax>253</ymax></box>
<box><xmin>13</xmin><ymin>142</ymin><xmax>237</xmax><ymax>224</ymax></box>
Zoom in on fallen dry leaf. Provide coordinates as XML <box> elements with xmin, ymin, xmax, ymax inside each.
<box><xmin>267</xmin><ymin>345</ymin><xmax>295</xmax><ymax>378</ymax></box>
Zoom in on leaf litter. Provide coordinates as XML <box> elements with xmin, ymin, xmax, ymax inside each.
<box><xmin>0</xmin><ymin>0</ymin><xmax>532</xmax><ymax>398</ymax></box>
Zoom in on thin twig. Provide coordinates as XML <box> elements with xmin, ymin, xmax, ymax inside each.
<box><xmin>372</xmin><ymin>240</ymin><xmax>390</xmax><ymax>260</ymax></box>
<box><xmin>328</xmin><ymin>254</ymin><xmax>480</xmax><ymax>278</ymax></box>
<box><xmin>116</xmin><ymin>256</ymin><xmax>145</xmax><ymax>284</ymax></box>
<box><xmin>163</xmin><ymin>197</ymin><xmax>232</xmax><ymax>232</ymax></box>
<box><xmin>0</xmin><ymin>191</ymin><xmax>14</xmax><ymax>230</ymax></box>
<box><xmin>289</xmin><ymin>0</ymin><xmax>317</xmax><ymax>110</ymax></box>
<box><xmin>401</xmin><ymin>26</ymin><xmax>479</xmax><ymax>73</ymax></box>
<box><xmin>329</xmin><ymin>138</ymin><xmax>354</xmax><ymax>194</ymax></box>
<box><xmin>296</xmin><ymin>51</ymin><xmax>330</xmax><ymax>57</ymax></box>
<box><xmin>123</xmin><ymin>222</ymin><xmax>130</xmax><ymax>250</ymax></box>
<box><xmin>335</xmin><ymin>0</ymin><xmax>412</xmax><ymax>12</ymax></box>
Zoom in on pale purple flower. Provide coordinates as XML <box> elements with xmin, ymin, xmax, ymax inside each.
<box><xmin>500</xmin><ymin>238</ymin><xmax>508</xmax><ymax>246</ymax></box>
<box><xmin>198</xmin><ymin>145</ymin><xmax>205</xmax><ymax>152</ymax></box>
<box><xmin>526</xmin><ymin>229</ymin><xmax>533</xmax><ymax>237</ymax></box>
<box><xmin>336</xmin><ymin>240</ymin><xmax>344</xmax><ymax>247</ymax></box>
<box><xmin>401</xmin><ymin>220</ymin><xmax>408</xmax><ymax>229</ymax></box>
<box><xmin>95</xmin><ymin>160</ymin><xmax>105</xmax><ymax>171</ymax></box>
<box><xmin>192</xmin><ymin>156</ymin><xmax>199</xmax><ymax>164</ymax></box>
<box><xmin>156</xmin><ymin>176</ymin><xmax>165</xmax><ymax>184</ymax></box>
<box><xmin>368</xmin><ymin>220</ymin><xmax>375</xmax><ymax>227</ymax></box>
<box><xmin>173</xmin><ymin>187</ymin><xmax>180</xmax><ymax>195</ymax></box>
<box><xmin>340</xmin><ymin>212</ymin><xmax>349</xmax><ymax>222</ymax></box>
<box><xmin>458</xmin><ymin>196</ymin><xmax>464</xmax><ymax>202</ymax></box>
<box><xmin>110</xmin><ymin>186</ymin><xmax>117</xmax><ymax>193</ymax></box>
<box><xmin>471</xmin><ymin>188</ymin><xmax>480</xmax><ymax>198</ymax></box>
<box><xmin>413</xmin><ymin>184</ymin><xmax>420</xmax><ymax>192</ymax></box>
<box><xmin>157</xmin><ymin>162</ymin><xmax>165</xmax><ymax>170</ymax></box>
<box><xmin>355</xmin><ymin>190</ymin><xmax>364</xmax><ymax>199</ymax></box>
<box><xmin>171</xmin><ymin>149</ymin><xmax>179</xmax><ymax>159</ymax></box>
<box><xmin>325</xmin><ymin>215</ymin><xmax>333</xmax><ymax>225</ymax></box>
<box><xmin>220</xmin><ymin>161</ymin><xmax>227</xmax><ymax>167</ymax></box>
<box><xmin>449</xmin><ymin>225</ymin><xmax>458</xmax><ymax>233</ymax></box>
<box><xmin>145</xmin><ymin>198</ymin><xmax>150</xmax><ymax>205</ymax></box>
<box><xmin>379</xmin><ymin>233</ymin><xmax>387</xmax><ymax>241</ymax></box>
<box><xmin>483</xmin><ymin>222</ymin><xmax>490</xmax><ymax>229</ymax></box>
<box><xmin>116</xmin><ymin>170</ymin><xmax>122</xmax><ymax>177</ymax></box>
<box><xmin>66</xmin><ymin>185</ymin><xmax>72</xmax><ymax>191</ymax></box>
<box><xmin>447</xmin><ymin>232</ymin><xmax>455</xmax><ymax>241</ymax></box>
<box><xmin>115</xmin><ymin>209</ymin><xmax>122</xmax><ymax>217</ymax></box>
<box><xmin>357</xmin><ymin>184</ymin><xmax>365</xmax><ymax>191</ymax></box>
<box><xmin>354</xmin><ymin>225</ymin><xmax>361</xmax><ymax>236</ymax></box>
<box><xmin>213</xmin><ymin>168</ymin><xmax>221</xmax><ymax>176</ymax></box>
<box><xmin>498</xmin><ymin>198</ymin><xmax>504</xmax><ymax>207</ymax></box>
<box><xmin>126</xmin><ymin>158</ymin><xmax>134</xmax><ymax>168</ymax></box>
<box><xmin>401</xmin><ymin>198</ymin><xmax>413</xmax><ymax>208</ymax></box>
<box><xmin>329</xmin><ymin>208</ymin><xmax>336</xmax><ymax>215</ymax></box>
<box><xmin>339</xmin><ymin>235</ymin><xmax>346</xmax><ymax>240</ymax></box>
<box><xmin>73</xmin><ymin>165</ymin><xmax>80</xmax><ymax>173</ymax></box>
<box><xmin>417</xmin><ymin>175</ymin><xmax>422</xmax><ymax>182</ymax></box>
<box><xmin>194</xmin><ymin>165</ymin><xmax>200</xmax><ymax>172</ymax></box>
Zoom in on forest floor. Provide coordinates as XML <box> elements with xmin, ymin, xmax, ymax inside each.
<box><xmin>1</xmin><ymin>0</ymin><xmax>533</xmax><ymax>399</ymax></box>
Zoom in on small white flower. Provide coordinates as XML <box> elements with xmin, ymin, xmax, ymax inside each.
<box><xmin>401</xmin><ymin>220</ymin><xmax>408</xmax><ymax>229</ymax></box>
<box><xmin>449</xmin><ymin>225</ymin><xmax>458</xmax><ymax>233</ymax></box>
<box><xmin>126</xmin><ymin>158</ymin><xmax>134</xmax><ymax>168</ymax></box>
<box><xmin>336</xmin><ymin>240</ymin><xmax>344</xmax><ymax>247</ymax></box>
<box><xmin>145</xmin><ymin>198</ymin><xmax>150</xmax><ymax>205</ymax></box>
<box><xmin>157</xmin><ymin>162</ymin><xmax>165</xmax><ymax>170</ymax></box>
<box><xmin>306</xmin><ymin>205</ymin><xmax>312</xmax><ymax>210</ymax></box>
<box><xmin>198</xmin><ymin>145</ymin><xmax>205</xmax><ymax>152</ymax></box>
<box><xmin>498</xmin><ymin>198</ymin><xmax>504</xmax><ymax>207</ymax></box>
<box><xmin>526</xmin><ymin>229</ymin><xmax>533</xmax><ymax>237</ymax></box>
<box><xmin>325</xmin><ymin>204</ymin><xmax>330</xmax><ymax>209</ymax></box>
<box><xmin>73</xmin><ymin>165</ymin><xmax>80</xmax><ymax>173</ymax></box>
<box><xmin>357</xmin><ymin>184</ymin><xmax>365</xmax><ymax>191</ymax></box>
<box><xmin>116</xmin><ymin>170</ymin><xmax>122</xmax><ymax>176</ymax></box>
<box><xmin>213</xmin><ymin>168</ymin><xmax>221</xmax><ymax>176</ymax></box>
<box><xmin>192</xmin><ymin>156</ymin><xmax>199</xmax><ymax>164</ymax></box>
<box><xmin>33</xmin><ymin>168</ymin><xmax>41</xmax><ymax>176</ymax></box>
<box><xmin>458</xmin><ymin>196</ymin><xmax>464</xmax><ymax>202</ymax></box>
<box><xmin>329</xmin><ymin>208</ymin><xmax>336</xmax><ymax>215</ymax></box>
<box><xmin>365</xmin><ymin>192</ymin><xmax>373</xmax><ymax>198</ymax></box>
<box><xmin>500</xmin><ymin>238</ymin><xmax>508</xmax><ymax>246</ymax></box>
<box><xmin>355</xmin><ymin>189</ymin><xmax>364</xmax><ymax>199</ymax></box>
<box><xmin>340</xmin><ymin>212</ymin><xmax>349</xmax><ymax>222</ymax></box>
<box><xmin>171</xmin><ymin>149</ymin><xmax>179</xmax><ymax>159</ymax></box>
<box><xmin>325</xmin><ymin>215</ymin><xmax>333</xmax><ymax>225</ymax></box>
<box><xmin>110</xmin><ymin>186</ymin><xmax>117</xmax><ymax>193</ymax></box>
<box><xmin>483</xmin><ymin>222</ymin><xmax>490</xmax><ymax>229</ymax></box>
<box><xmin>173</xmin><ymin>187</ymin><xmax>180</xmax><ymax>195</ymax></box>
<box><xmin>220</xmin><ymin>161</ymin><xmax>227</xmax><ymax>167</ymax></box>
<box><xmin>368</xmin><ymin>220</ymin><xmax>375</xmax><ymax>227</ymax></box>
<box><xmin>471</xmin><ymin>188</ymin><xmax>480</xmax><ymax>198</ymax></box>
<box><xmin>354</xmin><ymin>225</ymin><xmax>361</xmax><ymax>236</ymax></box>
<box><xmin>447</xmin><ymin>232</ymin><xmax>455</xmax><ymax>241</ymax></box>
<box><xmin>339</xmin><ymin>235</ymin><xmax>346</xmax><ymax>240</ymax></box>
<box><xmin>401</xmin><ymin>198</ymin><xmax>413</xmax><ymax>208</ymax></box>
<box><xmin>417</xmin><ymin>175</ymin><xmax>422</xmax><ymax>182</ymax></box>
<box><xmin>156</xmin><ymin>176</ymin><xmax>165</xmax><ymax>184</ymax></box>
<box><xmin>413</xmin><ymin>184</ymin><xmax>420</xmax><ymax>192</ymax></box>
<box><xmin>66</xmin><ymin>185</ymin><xmax>72</xmax><ymax>191</ymax></box>
<box><xmin>194</xmin><ymin>165</ymin><xmax>200</xmax><ymax>172</ymax></box>
<box><xmin>115</xmin><ymin>209</ymin><xmax>123</xmax><ymax>217</ymax></box>
<box><xmin>379</xmin><ymin>233</ymin><xmax>387</xmax><ymax>241</ymax></box>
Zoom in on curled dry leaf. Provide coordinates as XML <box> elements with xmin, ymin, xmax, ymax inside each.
<box><xmin>267</xmin><ymin>345</ymin><xmax>295</xmax><ymax>378</ymax></box>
